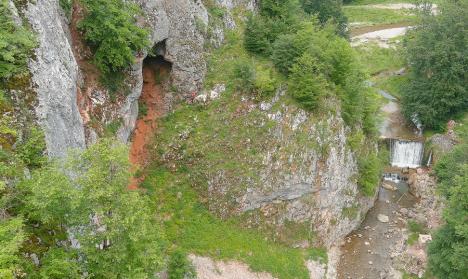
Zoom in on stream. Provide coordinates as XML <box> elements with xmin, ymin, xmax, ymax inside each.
<box><xmin>335</xmin><ymin>22</ymin><xmax>425</xmax><ymax>279</ymax></box>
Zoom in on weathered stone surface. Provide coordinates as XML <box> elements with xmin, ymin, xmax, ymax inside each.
<box><xmin>201</xmin><ymin>93</ymin><xmax>376</xmax><ymax>247</ymax></box>
<box><xmin>26</xmin><ymin>0</ymin><xmax>86</xmax><ymax>157</ymax></box>
<box><xmin>377</xmin><ymin>214</ymin><xmax>389</xmax><ymax>223</ymax></box>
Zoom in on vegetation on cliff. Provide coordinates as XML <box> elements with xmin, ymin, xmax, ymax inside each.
<box><xmin>0</xmin><ymin>0</ymin><xmax>36</xmax><ymax>80</ymax></box>
<box><xmin>428</xmin><ymin>115</ymin><xmax>468</xmax><ymax>279</ymax></box>
<box><xmin>78</xmin><ymin>0</ymin><xmax>150</xmax><ymax>73</ymax></box>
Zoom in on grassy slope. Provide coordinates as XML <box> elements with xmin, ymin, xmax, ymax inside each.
<box><xmin>344</xmin><ymin>6</ymin><xmax>416</xmax><ymax>26</ymax></box>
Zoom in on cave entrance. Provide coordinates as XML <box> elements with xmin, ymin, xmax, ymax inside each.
<box><xmin>129</xmin><ymin>50</ymin><xmax>172</xmax><ymax>189</ymax></box>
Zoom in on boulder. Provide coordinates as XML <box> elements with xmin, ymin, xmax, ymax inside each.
<box><xmin>378</xmin><ymin>214</ymin><xmax>390</xmax><ymax>223</ymax></box>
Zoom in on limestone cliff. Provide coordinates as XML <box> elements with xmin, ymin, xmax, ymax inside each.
<box><xmin>155</xmin><ymin>89</ymin><xmax>377</xmax><ymax>248</ymax></box>
<box><xmin>25</xmin><ymin>0</ymin><xmax>86</xmax><ymax>157</ymax></box>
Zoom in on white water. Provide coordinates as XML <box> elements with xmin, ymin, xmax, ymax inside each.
<box><xmin>390</xmin><ymin>139</ymin><xmax>424</xmax><ymax>168</ymax></box>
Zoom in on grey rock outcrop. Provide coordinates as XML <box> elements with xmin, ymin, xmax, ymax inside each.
<box><xmin>25</xmin><ymin>0</ymin><xmax>85</xmax><ymax>158</ymax></box>
<box><xmin>117</xmin><ymin>0</ymin><xmax>210</xmax><ymax>142</ymax></box>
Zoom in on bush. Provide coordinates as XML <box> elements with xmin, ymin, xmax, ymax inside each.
<box><xmin>300</xmin><ymin>0</ymin><xmax>348</xmax><ymax>37</ymax></box>
<box><xmin>78</xmin><ymin>0</ymin><xmax>150</xmax><ymax>73</ymax></box>
<box><xmin>0</xmin><ymin>0</ymin><xmax>36</xmax><ymax>80</ymax></box>
<box><xmin>288</xmin><ymin>53</ymin><xmax>328</xmax><ymax>110</ymax></box>
<box><xmin>402</xmin><ymin>1</ymin><xmax>468</xmax><ymax>129</ymax></box>
<box><xmin>357</xmin><ymin>153</ymin><xmax>382</xmax><ymax>196</ymax></box>
<box><xmin>233</xmin><ymin>60</ymin><xmax>255</xmax><ymax>93</ymax></box>
<box><xmin>271</xmin><ymin>33</ymin><xmax>307</xmax><ymax>75</ymax></box>
<box><xmin>254</xmin><ymin>64</ymin><xmax>277</xmax><ymax>97</ymax></box>
<box><xmin>16</xmin><ymin>127</ymin><xmax>46</xmax><ymax>168</ymax></box>
<box><xmin>244</xmin><ymin>15</ymin><xmax>272</xmax><ymax>55</ymax></box>
<box><xmin>245</xmin><ymin>0</ymin><xmax>302</xmax><ymax>56</ymax></box>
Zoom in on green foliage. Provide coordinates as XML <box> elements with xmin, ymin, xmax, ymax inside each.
<box><xmin>233</xmin><ymin>59</ymin><xmax>255</xmax><ymax>93</ymax></box>
<box><xmin>21</xmin><ymin>139</ymin><xmax>165</xmax><ymax>277</ymax></box>
<box><xmin>104</xmin><ymin>118</ymin><xmax>122</xmax><ymax>137</ymax></box>
<box><xmin>357</xmin><ymin>153</ymin><xmax>382</xmax><ymax>196</ymax></box>
<box><xmin>407</xmin><ymin>220</ymin><xmax>427</xmax><ymax>245</ymax></box>
<box><xmin>307</xmin><ymin>247</ymin><xmax>328</xmax><ymax>264</ymax></box>
<box><xmin>0</xmin><ymin>217</ymin><xmax>26</xmax><ymax>278</ymax></box>
<box><xmin>78</xmin><ymin>0</ymin><xmax>150</xmax><ymax>73</ymax></box>
<box><xmin>244</xmin><ymin>0</ymin><xmax>302</xmax><ymax>56</ymax></box>
<box><xmin>16</xmin><ymin>127</ymin><xmax>46</xmax><ymax>168</ymax></box>
<box><xmin>59</xmin><ymin>0</ymin><xmax>72</xmax><ymax>18</ymax></box>
<box><xmin>38</xmin><ymin>248</ymin><xmax>80</xmax><ymax>279</ymax></box>
<box><xmin>402</xmin><ymin>0</ymin><xmax>468</xmax><ymax>129</ymax></box>
<box><xmin>168</xmin><ymin>249</ymin><xmax>195</xmax><ymax>279</ymax></box>
<box><xmin>143</xmin><ymin>167</ymin><xmax>312</xmax><ymax>279</ymax></box>
<box><xmin>244</xmin><ymin>15</ymin><xmax>273</xmax><ymax>55</ymax></box>
<box><xmin>300</xmin><ymin>0</ymin><xmax>348</xmax><ymax>37</ymax></box>
<box><xmin>428</xmin><ymin>120</ymin><xmax>468</xmax><ymax>279</ymax></box>
<box><xmin>288</xmin><ymin>53</ymin><xmax>329</xmax><ymax>110</ymax></box>
<box><xmin>232</xmin><ymin>59</ymin><xmax>277</xmax><ymax>97</ymax></box>
<box><xmin>0</xmin><ymin>0</ymin><xmax>36</xmax><ymax>80</ymax></box>
<box><xmin>355</xmin><ymin>44</ymin><xmax>405</xmax><ymax>76</ymax></box>
<box><xmin>343</xmin><ymin>5</ymin><xmax>416</xmax><ymax>27</ymax></box>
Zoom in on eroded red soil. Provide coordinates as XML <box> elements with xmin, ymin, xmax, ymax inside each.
<box><xmin>129</xmin><ymin>57</ymin><xmax>170</xmax><ymax>189</ymax></box>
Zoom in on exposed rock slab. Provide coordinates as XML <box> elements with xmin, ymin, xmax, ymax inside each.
<box><xmin>26</xmin><ymin>0</ymin><xmax>86</xmax><ymax>157</ymax></box>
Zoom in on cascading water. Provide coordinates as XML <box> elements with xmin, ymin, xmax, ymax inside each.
<box><xmin>390</xmin><ymin>139</ymin><xmax>424</xmax><ymax>168</ymax></box>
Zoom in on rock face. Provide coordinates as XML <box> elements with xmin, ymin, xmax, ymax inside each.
<box><xmin>159</xmin><ymin>90</ymin><xmax>377</xmax><ymax>248</ymax></box>
<box><xmin>136</xmin><ymin>0</ymin><xmax>208</xmax><ymax>96</ymax></box>
<box><xmin>117</xmin><ymin>0</ymin><xmax>210</xmax><ymax>142</ymax></box>
<box><xmin>25</xmin><ymin>0</ymin><xmax>86</xmax><ymax>157</ymax></box>
<box><xmin>234</xmin><ymin>99</ymin><xmax>376</xmax><ymax>247</ymax></box>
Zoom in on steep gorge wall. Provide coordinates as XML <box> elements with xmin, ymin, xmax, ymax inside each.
<box><xmin>25</xmin><ymin>0</ymin><xmax>86</xmax><ymax>158</ymax></box>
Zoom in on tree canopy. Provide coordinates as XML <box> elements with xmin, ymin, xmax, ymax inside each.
<box><xmin>21</xmin><ymin>139</ymin><xmax>165</xmax><ymax>278</ymax></box>
<box><xmin>402</xmin><ymin>0</ymin><xmax>468</xmax><ymax>130</ymax></box>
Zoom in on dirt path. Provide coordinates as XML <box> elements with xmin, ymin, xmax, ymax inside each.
<box><xmin>129</xmin><ymin>57</ymin><xmax>169</xmax><ymax>189</ymax></box>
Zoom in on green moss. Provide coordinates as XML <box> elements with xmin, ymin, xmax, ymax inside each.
<box><xmin>342</xmin><ymin>204</ymin><xmax>359</xmax><ymax>219</ymax></box>
<box><xmin>104</xmin><ymin>118</ymin><xmax>122</xmax><ymax>137</ymax></box>
<box><xmin>308</xmin><ymin>247</ymin><xmax>328</xmax><ymax>264</ymax></box>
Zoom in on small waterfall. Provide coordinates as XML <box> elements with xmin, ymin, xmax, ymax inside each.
<box><xmin>382</xmin><ymin>173</ymin><xmax>406</xmax><ymax>183</ymax></box>
<box><xmin>390</xmin><ymin>139</ymin><xmax>424</xmax><ymax>168</ymax></box>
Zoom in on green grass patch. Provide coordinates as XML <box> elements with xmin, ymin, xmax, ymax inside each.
<box><xmin>407</xmin><ymin>220</ymin><xmax>428</xmax><ymax>245</ymax></box>
<box><xmin>142</xmin><ymin>167</ymin><xmax>312</xmax><ymax>279</ymax></box>
<box><xmin>308</xmin><ymin>247</ymin><xmax>328</xmax><ymax>264</ymax></box>
<box><xmin>344</xmin><ymin>6</ymin><xmax>416</xmax><ymax>26</ymax></box>
<box><xmin>355</xmin><ymin>43</ymin><xmax>405</xmax><ymax>75</ymax></box>
<box><xmin>373</xmin><ymin>74</ymin><xmax>408</xmax><ymax>100</ymax></box>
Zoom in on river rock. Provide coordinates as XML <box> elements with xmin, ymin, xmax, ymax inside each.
<box><xmin>418</xmin><ymin>234</ymin><xmax>432</xmax><ymax>245</ymax></box>
<box><xmin>382</xmin><ymin>182</ymin><xmax>397</xmax><ymax>191</ymax></box>
<box><xmin>378</xmin><ymin>214</ymin><xmax>390</xmax><ymax>223</ymax></box>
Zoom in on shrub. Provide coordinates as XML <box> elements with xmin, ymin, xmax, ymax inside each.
<box><xmin>233</xmin><ymin>60</ymin><xmax>255</xmax><ymax>93</ymax></box>
<box><xmin>244</xmin><ymin>15</ymin><xmax>272</xmax><ymax>55</ymax></box>
<box><xmin>0</xmin><ymin>0</ymin><xmax>36</xmax><ymax>80</ymax></box>
<box><xmin>357</xmin><ymin>153</ymin><xmax>382</xmax><ymax>196</ymax></box>
<box><xmin>271</xmin><ymin>33</ymin><xmax>307</xmax><ymax>75</ymax></box>
<box><xmin>300</xmin><ymin>0</ymin><xmax>348</xmax><ymax>37</ymax></box>
<box><xmin>254</xmin><ymin>64</ymin><xmax>277</xmax><ymax>97</ymax></box>
<box><xmin>16</xmin><ymin>127</ymin><xmax>46</xmax><ymax>168</ymax></box>
<box><xmin>288</xmin><ymin>53</ymin><xmax>328</xmax><ymax>110</ymax></box>
<box><xmin>78</xmin><ymin>0</ymin><xmax>150</xmax><ymax>73</ymax></box>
